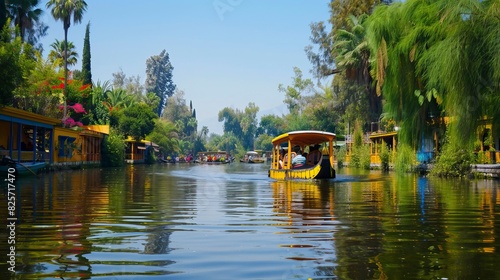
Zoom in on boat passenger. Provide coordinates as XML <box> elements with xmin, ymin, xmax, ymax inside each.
<box><xmin>292</xmin><ymin>153</ymin><xmax>306</xmax><ymax>168</ymax></box>
<box><xmin>278</xmin><ymin>149</ymin><xmax>285</xmax><ymax>169</ymax></box>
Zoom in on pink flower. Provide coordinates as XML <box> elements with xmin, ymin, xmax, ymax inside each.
<box><xmin>64</xmin><ymin>117</ymin><xmax>76</xmax><ymax>127</ymax></box>
<box><xmin>75</xmin><ymin>121</ymin><xmax>83</xmax><ymax>127</ymax></box>
<box><xmin>69</xmin><ymin>103</ymin><xmax>86</xmax><ymax>114</ymax></box>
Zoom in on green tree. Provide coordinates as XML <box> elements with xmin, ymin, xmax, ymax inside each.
<box><xmin>257</xmin><ymin>114</ymin><xmax>285</xmax><ymax>137</ymax></box>
<box><xmin>81</xmin><ymin>21</ymin><xmax>91</xmax><ymax>85</ymax></box>
<box><xmin>6</xmin><ymin>0</ymin><xmax>43</xmax><ymax>42</ymax></box>
<box><xmin>366</xmin><ymin>1</ymin><xmax>442</xmax><ymax>148</ymax></box>
<box><xmin>423</xmin><ymin>0</ymin><xmax>499</xmax><ymax>144</ymax></box>
<box><xmin>48</xmin><ymin>39</ymin><xmax>77</xmax><ymax>68</ymax></box>
<box><xmin>101</xmin><ymin>128</ymin><xmax>126</xmax><ymax>167</ymax></box>
<box><xmin>144</xmin><ymin>92</ymin><xmax>160</xmax><ymax>110</ymax></box>
<box><xmin>12</xmin><ymin>52</ymin><xmax>61</xmax><ymax>117</ymax></box>
<box><xmin>305</xmin><ymin>0</ymin><xmax>389</xmax><ymax>79</ymax></box>
<box><xmin>116</xmin><ymin>103</ymin><xmax>157</xmax><ymax>141</ymax></box>
<box><xmin>278</xmin><ymin>67</ymin><xmax>313</xmax><ymax>115</ymax></box>
<box><xmin>301</xmin><ymin>91</ymin><xmax>339</xmax><ymax>132</ymax></box>
<box><xmin>112</xmin><ymin>69</ymin><xmax>126</xmax><ymax>88</ymax></box>
<box><xmin>218</xmin><ymin>107</ymin><xmax>242</xmax><ymax>137</ymax></box>
<box><xmin>0</xmin><ymin>20</ymin><xmax>34</xmax><ymax>106</ymax></box>
<box><xmin>147</xmin><ymin>119</ymin><xmax>179</xmax><ymax>155</ymax></box>
<box><xmin>333</xmin><ymin>14</ymin><xmax>381</xmax><ymax>123</ymax></box>
<box><xmin>104</xmin><ymin>88</ymin><xmax>138</xmax><ymax>117</ymax></box>
<box><xmin>218</xmin><ymin>102</ymin><xmax>259</xmax><ymax>150</ymax></box>
<box><xmin>192</xmin><ymin>125</ymin><xmax>209</xmax><ymax>155</ymax></box>
<box><xmin>366</xmin><ymin>0</ymin><xmax>499</xmax><ymax>175</ymax></box>
<box><xmin>88</xmin><ymin>80</ymin><xmax>112</xmax><ymax>124</ymax></box>
<box><xmin>254</xmin><ymin>133</ymin><xmax>273</xmax><ymax>151</ymax></box>
<box><xmin>145</xmin><ymin>49</ymin><xmax>176</xmax><ymax>116</ymax></box>
<box><xmin>162</xmin><ymin>89</ymin><xmax>195</xmax><ymax>138</ymax></box>
<box><xmin>112</xmin><ymin>69</ymin><xmax>144</xmax><ymax>98</ymax></box>
<box><xmin>206</xmin><ymin>132</ymin><xmax>243</xmax><ymax>157</ymax></box>
<box><xmin>46</xmin><ymin>0</ymin><xmax>87</xmax><ymax>122</ymax></box>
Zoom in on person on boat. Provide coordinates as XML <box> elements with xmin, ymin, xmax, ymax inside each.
<box><xmin>291</xmin><ymin>146</ymin><xmax>306</xmax><ymax>168</ymax></box>
<box><xmin>279</xmin><ymin>149</ymin><xmax>285</xmax><ymax>169</ymax></box>
<box><xmin>292</xmin><ymin>153</ymin><xmax>306</xmax><ymax>168</ymax></box>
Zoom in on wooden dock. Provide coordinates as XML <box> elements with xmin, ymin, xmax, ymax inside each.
<box><xmin>472</xmin><ymin>164</ymin><xmax>500</xmax><ymax>178</ymax></box>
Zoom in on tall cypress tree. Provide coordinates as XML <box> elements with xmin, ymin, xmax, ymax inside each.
<box><xmin>145</xmin><ymin>49</ymin><xmax>176</xmax><ymax>117</ymax></box>
<box><xmin>81</xmin><ymin>22</ymin><xmax>92</xmax><ymax>85</ymax></box>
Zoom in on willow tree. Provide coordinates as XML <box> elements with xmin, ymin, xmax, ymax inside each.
<box><xmin>422</xmin><ymin>0</ymin><xmax>500</xmax><ymax>145</ymax></box>
<box><xmin>366</xmin><ymin>0</ymin><xmax>446</xmax><ymax>149</ymax></box>
<box><xmin>46</xmin><ymin>0</ymin><xmax>87</xmax><ymax>123</ymax></box>
<box><xmin>367</xmin><ymin>0</ymin><xmax>499</xmax><ymax>174</ymax></box>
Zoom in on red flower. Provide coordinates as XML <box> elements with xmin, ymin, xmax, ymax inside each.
<box><xmin>51</xmin><ymin>82</ymin><xmax>65</xmax><ymax>89</ymax></box>
<box><xmin>79</xmin><ymin>84</ymin><xmax>90</xmax><ymax>91</ymax></box>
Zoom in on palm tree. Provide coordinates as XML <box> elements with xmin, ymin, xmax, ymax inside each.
<box><xmin>333</xmin><ymin>13</ymin><xmax>381</xmax><ymax>124</ymax></box>
<box><xmin>48</xmin><ymin>39</ymin><xmax>77</xmax><ymax>68</ymax></box>
<box><xmin>6</xmin><ymin>0</ymin><xmax>43</xmax><ymax>42</ymax></box>
<box><xmin>89</xmin><ymin>80</ymin><xmax>112</xmax><ymax>124</ymax></box>
<box><xmin>46</xmin><ymin>0</ymin><xmax>87</xmax><ymax>123</ymax></box>
<box><xmin>104</xmin><ymin>88</ymin><xmax>127</xmax><ymax>112</ymax></box>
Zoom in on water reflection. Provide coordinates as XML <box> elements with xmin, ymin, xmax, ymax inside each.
<box><xmin>0</xmin><ymin>165</ymin><xmax>499</xmax><ymax>279</ymax></box>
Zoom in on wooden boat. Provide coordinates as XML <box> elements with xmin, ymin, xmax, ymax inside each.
<box><xmin>240</xmin><ymin>151</ymin><xmax>266</xmax><ymax>163</ymax></box>
<box><xmin>0</xmin><ymin>157</ymin><xmax>47</xmax><ymax>176</ymax></box>
<box><xmin>195</xmin><ymin>151</ymin><xmax>231</xmax><ymax>164</ymax></box>
<box><xmin>268</xmin><ymin>130</ymin><xmax>336</xmax><ymax>180</ymax></box>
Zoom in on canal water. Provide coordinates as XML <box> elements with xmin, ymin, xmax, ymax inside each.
<box><xmin>1</xmin><ymin>163</ymin><xmax>499</xmax><ymax>279</ymax></box>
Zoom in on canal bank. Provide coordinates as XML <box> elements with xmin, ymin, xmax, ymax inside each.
<box><xmin>413</xmin><ymin>163</ymin><xmax>500</xmax><ymax>179</ymax></box>
<box><xmin>472</xmin><ymin>164</ymin><xmax>500</xmax><ymax>178</ymax></box>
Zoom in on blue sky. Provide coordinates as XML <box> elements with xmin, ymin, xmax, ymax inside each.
<box><xmin>39</xmin><ymin>0</ymin><xmax>331</xmax><ymax>134</ymax></box>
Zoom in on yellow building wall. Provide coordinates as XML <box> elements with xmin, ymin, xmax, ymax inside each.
<box><xmin>53</xmin><ymin>127</ymin><xmax>83</xmax><ymax>164</ymax></box>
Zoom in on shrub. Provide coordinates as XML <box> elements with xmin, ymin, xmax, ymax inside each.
<box><xmin>380</xmin><ymin>143</ymin><xmax>390</xmax><ymax>171</ymax></box>
<box><xmin>350</xmin><ymin>122</ymin><xmax>371</xmax><ymax>169</ymax></box>
<box><xmin>395</xmin><ymin>143</ymin><xmax>415</xmax><ymax>173</ymax></box>
<box><xmin>102</xmin><ymin>128</ymin><xmax>126</xmax><ymax>167</ymax></box>
<box><xmin>360</xmin><ymin>144</ymin><xmax>371</xmax><ymax>169</ymax></box>
<box><xmin>430</xmin><ymin>142</ymin><xmax>473</xmax><ymax>177</ymax></box>
<box><xmin>145</xmin><ymin>146</ymin><xmax>157</xmax><ymax>164</ymax></box>
<box><xmin>336</xmin><ymin>146</ymin><xmax>346</xmax><ymax>168</ymax></box>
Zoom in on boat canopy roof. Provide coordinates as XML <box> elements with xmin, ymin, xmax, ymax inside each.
<box><xmin>272</xmin><ymin>130</ymin><xmax>336</xmax><ymax>146</ymax></box>
<box><xmin>245</xmin><ymin>151</ymin><xmax>259</xmax><ymax>155</ymax></box>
